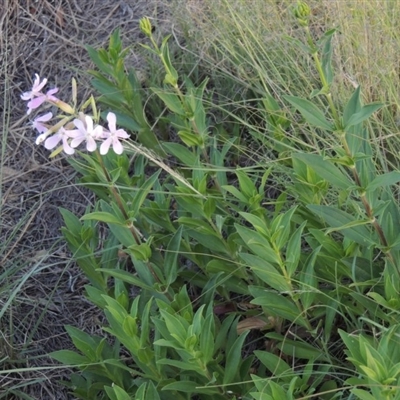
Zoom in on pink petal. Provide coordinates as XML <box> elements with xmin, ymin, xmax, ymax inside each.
<box><xmin>33</xmin><ymin>74</ymin><xmax>40</xmax><ymax>86</ymax></box>
<box><xmin>44</xmin><ymin>133</ymin><xmax>61</xmax><ymax>149</ymax></box>
<box><xmin>86</xmin><ymin>136</ymin><xmax>97</xmax><ymax>152</ymax></box>
<box><xmin>62</xmin><ymin>137</ymin><xmax>75</xmax><ymax>155</ymax></box>
<box><xmin>34</xmin><ymin>75</ymin><xmax>47</xmax><ymax>92</ymax></box>
<box><xmin>64</xmin><ymin>129</ymin><xmax>81</xmax><ymax>139</ymax></box>
<box><xmin>107</xmin><ymin>112</ymin><xmax>117</xmax><ymax>132</ymax></box>
<box><xmin>21</xmin><ymin>91</ymin><xmax>33</xmax><ymax>101</ymax></box>
<box><xmin>112</xmin><ymin>138</ymin><xmax>123</xmax><ymax>154</ymax></box>
<box><xmin>46</xmin><ymin>87</ymin><xmax>58</xmax><ymax>95</ymax></box>
<box><xmin>32</xmin><ymin>112</ymin><xmax>53</xmax><ymax>133</ymax></box>
<box><xmin>35</xmin><ymin>112</ymin><xmax>53</xmax><ymax>122</ymax></box>
<box><xmin>100</xmin><ymin>137</ymin><xmax>112</xmax><ymax>155</ymax></box>
<box><xmin>92</xmin><ymin>125</ymin><xmax>103</xmax><ymax>139</ymax></box>
<box><xmin>116</xmin><ymin>129</ymin><xmax>129</xmax><ymax>139</ymax></box>
<box><xmin>71</xmin><ymin>137</ymin><xmax>85</xmax><ymax>148</ymax></box>
<box><xmin>73</xmin><ymin>118</ymin><xmax>86</xmax><ymax>133</ymax></box>
<box><xmin>85</xmin><ymin>116</ymin><xmax>94</xmax><ymax>132</ymax></box>
<box><xmin>27</xmin><ymin>95</ymin><xmax>47</xmax><ymax>110</ymax></box>
<box><xmin>100</xmin><ymin>128</ymin><xmax>110</xmax><ymax>139</ymax></box>
<box><xmin>33</xmin><ymin>122</ymin><xmax>47</xmax><ymax>133</ymax></box>
<box><xmin>46</xmin><ymin>88</ymin><xmax>59</xmax><ymax>101</ymax></box>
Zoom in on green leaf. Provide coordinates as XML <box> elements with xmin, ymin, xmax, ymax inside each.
<box><xmin>271</xmin><ymin>206</ymin><xmax>297</xmax><ymax>251</ymax></box>
<box><xmin>223</xmin><ymin>331</ymin><xmax>249</xmax><ymax>385</ymax></box>
<box><xmin>151</xmin><ymin>88</ymin><xmax>184</xmax><ymax>115</ymax></box>
<box><xmin>235</xmin><ymin>225</ymin><xmax>280</xmax><ymax>264</ymax></box>
<box><xmin>104</xmin><ymin>384</ymin><xmax>131</xmax><ymax>400</ymax></box>
<box><xmin>156</xmin><ymin>358</ymin><xmax>203</xmax><ymax>373</ymax></box>
<box><xmin>293</xmin><ymin>153</ymin><xmax>352</xmax><ymax>190</ymax></box>
<box><xmin>366</xmin><ymin>171</ymin><xmax>400</xmax><ymax>192</ymax></box>
<box><xmin>307</xmin><ymin>205</ymin><xmax>375</xmax><ymax>246</ymax></box>
<box><xmin>223</xmin><ymin>185</ymin><xmax>249</xmax><ymax>203</ymax></box>
<box><xmin>299</xmin><ymin>246</ymin><xmax>320</xmax><ymax>310</ymax></box>
<box><xmin>250</xmin><ymin>289</ymin><xmax>309</xmax><ymax>329</ymax></box>
<box><xmin>91</xmin><ymin>79</ymin><xmax>122</xmax><ymax>104</ymax></box>
<box><xmin>266</xmin><ymin>333</ymin><xmax>326</xmax><ymax>360</ymax></box>
<box><xmin>50</xmin><ymin>350</ymin><xmax>88</xmax><ymax>365</ymax></box>
<box><xmin>164</xmin><ymin>225</ymin><xmax>183</xmax><ymax>285</ymax></box>
<box><xmin>254</xmin><ymin>350</ymin><xmax>291</xmax><ymax>378</ymax></box>
<box><xmin>343</xmin><ymin>86</ymin><xmax>362</xmax><ymax>126</ymax></box>
<box><xmin>160</xmin><ymin>309</ymin><xmax>189</xmax><ymax>345</ymax></box>
<box><xmin>345</xmin><ymin>103</ymin><xmax>383</xmax><ymax>129</ymax></box>
<box><xmin>236</xmin><ymin>170</ymin><xmax>257</xmax><ymax>199</ymax></box>
<box><xmin>321</xmin><ymin>31</ymin><xmax>334</xmax><ymax>86</ymax></box>
<box><xmin>65</xmin><ymin>326</ymin><xmax>98</xmax><ymax>361</ymax></box>
<box><xmin>60</xmin><ymin>208</ymin><xmax>83</xmax><ymax>235</ymax></box>
<box><xmin>86</xmin><ymin>45</ymin><xmax>112</xmax><ymax>75</ymax></box>
<box><xmin>178</xmin><ymin>130</ymin><xmax>204</xmax><ymax>147</ymax></box>
<box><xmin>199</xmin><ymin>312</ymin><xmax>214</xmax><ymax>363</ymax></box>
<box><xmin>178</xmin><ymin>217</ymin><xmax>218</xmax><ymax>237</ymax></box>
<box><xmin>162</xmin><ymin>381</ymin><xmax>202</xmax><ymax>392</ymax></box>
<box><xmin>240</xmin><ymin>253</ymin><xmax>290</xmax><ymax>292</ymax></box>
<box><xmin>350</xmin><ymin>389</ymin><xmax>376</xmax><ymax>400</ymax></box>
<box><xmin>131</xmin><ymin>171</ymin><xmax>160</xmax><ymax>217</ymax></box>
<box><xmin>135</xmin><ymin>382</ymin><xmax>161</xmax><ymax>400</ymax></box>
<box><xmin>127</xmin><ymin>243</ymin><xmax>151</xmax><ymax>261</ymax></box>
<box><xmin>285</xmin><ymin>221</ymin><xmax>306</xmax><ymax>277</ymax></box>
<box><xmin>239</xmin><ymin>212</ymin><xmax>269</xmax><ymax>237</ymax></box>
<box><xmin>97</xmin><ymin>268</ymin><xmax>154</xmax><ymax>291</ymax></box>
<box><xmin>80</xmin><ymin>211</ymin><xmax>124</xmax><ymax>225</ymax></box>
<box><xmin>338</xmin><ymin>330</ymin><xmax>363</xmax><ymax>361</ymax></box>
<box><xmin>162</xmin><ymin>142</ymin><xmax>197</xmax><ymax>166</ymax></box>
<box><xmin>160</xmin><ymin>36</ymin><xmax>178</xmax><ymax>85</ymax></box>
<box><xmin>284</xmin><ymin>95</ymin><xmax>333</xmax><ymax>131</ymax></box>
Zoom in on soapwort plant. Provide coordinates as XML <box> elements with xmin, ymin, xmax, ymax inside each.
<box><xmin>22</xmin><ymin>4</ymin><xmax>400</xmax><ymax>399</ymax></box>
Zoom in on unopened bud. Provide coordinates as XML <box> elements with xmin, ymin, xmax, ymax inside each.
<box><xmin>139</xmin><ymin>17</ymin><xmax>153</xmax><ymax>37</ymax></box>
<box><xmin>293</xmin><ymin>1</ymin><xmax>311</xmax><ymax>26</ymax></box>
<box><xmin>53</xmin><ymin>99</ymin><xmax>75</xmax><ymax>114</ymax></box>
<box><xmin>72</xmin><ymin>78</ymin><xmax>77</xmax><ymax>106</ymax></box>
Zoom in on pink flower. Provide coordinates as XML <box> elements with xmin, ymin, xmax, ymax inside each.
<box><xmin>44</xmin><ymin>127</ymin><xmax>76</xmax><ymax>155</ymax></box>
<box><xmin>32</xmin><ymin>112</ymin><xmax>53</xmax><ymax>133</ymax></box>
<box><xmin>26</xmin><ymin>88</ymin><xmax>59</xmax><ymax>115</ymax></box>
<box><xmin>70</xmin><ymin>115</ymin><xmax>103</xmax><ymax>152</ymax></box>
<box><xmin>100</xmin><ymin>112</ymin><xmax>129</xmax><ymax>155</ymax></box>
<box><xmin>21</xmin><ymin>74</ymin><xmax>48</xmax><ymax>101</ymax></box>
<box><xmin>21</xmin><ymin>74</ymin><xmax>59</xmax><ymax>114</ymax></box>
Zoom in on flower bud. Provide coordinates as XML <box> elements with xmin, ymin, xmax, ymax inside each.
<box><xmin>293</xmin><ymin>1</ymin><xmax>311</xmax><ymax>26</ymax></box>
<box><xmin>139</xmin><ymin>17</ymin><xmax>153</xmax><ymax>37</ymax></box>
<box><xmin>53</xmin><ymin>99</ymin><xmax>75</xmax><ymax>114</ymax></box>
<box><xmin>72</xmin><ymin>77</ymin><xmax>77</xmax><ymax>106</ymax></box>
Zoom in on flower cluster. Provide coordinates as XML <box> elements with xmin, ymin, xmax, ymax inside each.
<box><xmin>21</xmin><ymin>74</ymin><xmax>129</xmax><ymax>155</ymax></box>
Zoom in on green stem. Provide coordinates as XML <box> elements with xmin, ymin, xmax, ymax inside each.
<box><xmin>305</xmin><ymin>27</ymin><xmax>397</xmax><ymax>269</ymax></box>
<box><xmin>95</xmin><ymin>150</ymin><xmax>142</xmax><ymax>245</ymax></box>
<box><xmin>273</xmin><ymin>245</ymin><xmax>313</xmax><ymax>331</ymax></box>
<box><xmin>95</xmin><ymin>151</ymin><xmax>169</xmax><ymax>285</ymax></box>
<box><xmin>304</xmin><ymin>27</ymin><xmax>341</xmax><ymax>128</ymax></box>
<box><xmin>150</xmin><ymin>33</ymin><xmax>224</xmax><ymax>197</ymax></box>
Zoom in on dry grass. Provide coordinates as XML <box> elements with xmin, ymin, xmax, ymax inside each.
<box><xmin>171</xmin><ymin>0</ymin><xmax>400</xmax><ymax>168</ymax></box>
<box><xmin>0</xmin><ymin>0</ymin><xmax>173</xmax><ymax>398</ymax></box>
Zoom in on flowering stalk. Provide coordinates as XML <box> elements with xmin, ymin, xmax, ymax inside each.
<box><xmin>21</xmin><ymin>73</ymin><xmax>130</xmax><ymax>156</ymax></box>
<box><xmin>139</xmin><ymin>19</ymin><xmax>224</xmax><ymax>194</ymax></box>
